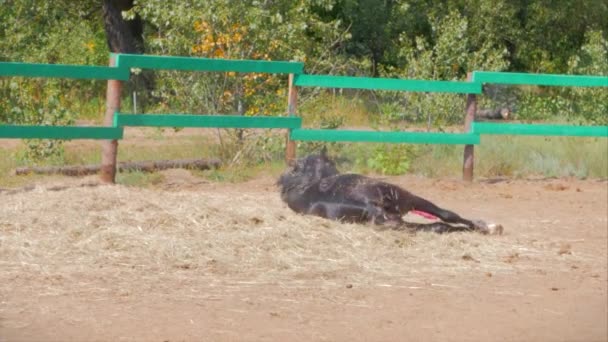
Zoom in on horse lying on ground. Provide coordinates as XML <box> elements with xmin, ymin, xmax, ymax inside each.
<box><xmin>277</xmin><ymin>149</ymin><xmax>502</xmax><ymax>234</ymax></box>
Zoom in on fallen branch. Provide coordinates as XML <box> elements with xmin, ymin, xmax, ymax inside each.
<box><xmin>14</xmin><ymin>158</ymin><xmax>221</xmax><ymax>176</ymax></box>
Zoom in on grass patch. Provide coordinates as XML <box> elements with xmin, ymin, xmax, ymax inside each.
<box><xmin>195</xmin><ymin>160</ymin><xmax>285</xmax><ymax>183</ymax></box>
<box><xmin>0</xmin><ymin>130</ymin><xmax>218</xmax><ymax>187</ymax></box>
<box><xmin>293</xmin><ymin>134</ymin><xmax>607</xmax><ymax>180</ymax></box>
<box><xmin>300</xmin><ymin>93</ymin><xmax>371</xmax><ymax>128</ymax></box>
<box><xmin>117</xmin><ymin>171</ymin><xmax>165</xmax><ymax>187</ymax></box>
<box><xmin>409</xmin><ymin>136</ymin><xmax>607</xmax><ymax>179</ymax></box>
<box><xmin>1</xmin><ymin>128</ymin><xmax>606</xmax><ymax>189</ymax></box>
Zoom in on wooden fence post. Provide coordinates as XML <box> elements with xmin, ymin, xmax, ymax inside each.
<box><xmin>100</xmin><ymin>54</ymin><xmax>123</xmax><ymax>183</ymax></box>
<box><xmin>285</xmin><ymin>73</ymin><xmax>297</xmax><ymax>164</ymax></box>
<box><xmin>462</xmin><ymin>72</ymin><xmax>476</xmax><ymax>182</ymax></box>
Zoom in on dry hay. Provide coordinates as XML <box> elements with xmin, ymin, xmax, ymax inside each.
<box><xmin>0</xmin><ymin>177</ymin><xmax>591</xmax><ymax>301</ymax></box>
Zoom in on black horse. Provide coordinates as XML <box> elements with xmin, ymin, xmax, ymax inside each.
<box><xmin>277</xmin><ymin>149</ymin><xmax>502</xmax><ymax>234</ymax></box>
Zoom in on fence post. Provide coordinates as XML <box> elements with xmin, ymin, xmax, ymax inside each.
<box><xmin>100</xmin><ymin>54</ymin><xmax>123</xmax><ymax>183</ymax></box>
<box><xmin>285</xmin><ymin>73</ymin><xmax>297</xmax><ymax>164</ymax></box>
<box><xmin>462</xmin><ymin>72</ymin><xmax>476</xmax><ymax>182</ymax></box>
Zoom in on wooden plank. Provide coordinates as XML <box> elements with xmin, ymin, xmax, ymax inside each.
<box><xmin>294</xmin><ymin>74</ymin><xmax>482</xmax><ymax>94</ymax></box>
<box><xmin>100</xmin><ymin>55</ymin><xmax>123</xmax><ymax>184</ymax></box>
<box><xmin>285</xmin><ymin>73</ymin><xmax>298</xmax><ymax>163</ymax></box>
<box><xmin>0</xmin><ymin>125</ymin><xmax>124</xmax><ymax>139</ymax></box>
<box><xmin>116</xmin><ymin>114</ymin><xmax>302</xmax><ymax>129</ymax></box>
<box><xmin>115</xmin><ymin>54</ymin><xmax>304</xmax><ymax>74</ymax></box>
<box><xmin>463</xmin><ymin>72</ymin><xmax>477</xmax><ymax>182</ymax></box>
<box><xmin>472</xmin><ymin>122</ymin><xmax>608</xmax><ymax>137</ymax></box>
<box><xmin>290</xmin><ymin>129</ymin><xmax>480</xmax><ymax>145</ymax></box>
<box><xmin>0</xmin><ymin>62</ymin><xmax>129</xmax><ymax>80</ymax></box>
<box><xmin>472</xmin><ymin>71</ymin><xmax>608</xmax><ymax>87</ymax></box>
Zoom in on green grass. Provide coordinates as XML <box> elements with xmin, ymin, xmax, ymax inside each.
<box><xmin>1</xmin><ymin>133</ymin><xmax>606</xmax><ymax>189</ymax></box>
<box><xmin>195</xmin><ymin>160</ymin><xmax>285</xmax><ymax>183</ymax></box>
<box><xmin>300</xmin><ymin>92</ymin><xmax>371</xmax><ymax>128</ymax></box>
<box><xmin>293</xmin><ymin>134</ymin><xmax>607</xmax><ymax>179</ymax></box>
<box><xmin>73</xmin><ymin>96</ymin><xmax>106</xmax><ymax>123</ymax></box>
<box><xmin>117</xmin><ymin>171</ymin><xmax>165</xmax><ymax>187</ymax></box>
<box><xmin>0</xmin><ymin>129</ymin><xmax>289</xmax><ymax>188</ymax></box>
<box><xmin>409</xmin><ymin>135</ymin><xmax>607</xmax><ymax>179</ymax></box>
<box><xmin>0</xmin><ymin>130</ymin><xmax>218</xmax><ymax>187</ymax></box>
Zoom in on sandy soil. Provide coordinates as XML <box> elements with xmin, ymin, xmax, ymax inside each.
<box><xmin>1</xmin><ymin>171</ymin><xmax>607</xmax><ymax>342</ymax></box>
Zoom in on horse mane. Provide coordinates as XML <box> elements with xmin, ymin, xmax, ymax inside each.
<box><xmin>276</xmin><ymin>152</ymin><xmax>339</xmax><ymax>199</ymax></box>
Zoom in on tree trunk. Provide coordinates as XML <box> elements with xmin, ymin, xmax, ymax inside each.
<box><xmin>102</xmin><ymin>0</ymin><xmax>144</xmax><ymax>54</ymax></box>
<box><xmin>100</xmin><ymin>0</ymin><xmax>149</xmax><ymax>183</ymax></box>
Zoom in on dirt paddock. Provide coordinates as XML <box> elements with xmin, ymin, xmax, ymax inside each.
<box><xmin>1</xmin><ymin>171</ymin><xmax>607</xmax><ymax>342</ymax></box>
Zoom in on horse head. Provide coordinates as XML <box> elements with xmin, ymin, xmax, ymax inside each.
<box><xmin>277</xmin><ymin>147</ymin><xmax>339</xmax><ymax>196</ymax></box>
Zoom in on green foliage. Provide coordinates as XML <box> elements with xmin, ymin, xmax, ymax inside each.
<box><xmin>516</xmin><ymin>92</ymin><xmax>571</xmax><ymax>122</ymax></box>
<box><xmin>365</xmin><ymin>144</ymin><xmax>415</xmax><ymax>175</ymax></box>
<box><xmin>512</xmin><ymin>30</ymin><xmax>607</xmax><ymax>124</ymax></box>
<box><xmin>566</xmin><ymin>30</ymin><xmax>608</xmax><ymax>125</ymax></box>
<box><xmin>208</xmin><ymin>129</ymin><xmax>286</xmax><ymax>168</ymax></box>
<box><xmin>511</xmin><ymin>0</ymin><xmax>607</xmax><ymax>73</ymax></box>
<box><xmin>130</xmin><ymin>0</ymin><xmax>350</xmax><ymax>113</ymax></box>
<box><xmin>0</xmin><ymin>79</ymin><xmax>76</xmax><ymax>161</ymax></box>
<box><xmin>0</xmin><ymin>1</ymin><xmax>106</xmax><ymax>64</ymax></box>
<box><xmin>0</xmin><ymin>1</ymin><xmax>106</xmax><ymax>161</ymax></box>
<box><xmin>375</xmin><ymin>10</ymin><xmax>510</xmax><ymax>127</ymax></box>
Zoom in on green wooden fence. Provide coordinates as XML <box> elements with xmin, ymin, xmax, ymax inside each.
<box><xmin>1</xmin><ymin>54</ymin><xmax>607</xmax><ymax>181</ymax></box>
<box><xmin>2</xmin><ymin>55</ymin><xmax>606</xmax><ymax>142</ymax></box>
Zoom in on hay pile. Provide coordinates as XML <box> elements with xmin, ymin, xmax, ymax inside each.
<box><xmin>0</xmin><ymin>177</ymin><xmax>577</xmax><ymax>299</ymax></box>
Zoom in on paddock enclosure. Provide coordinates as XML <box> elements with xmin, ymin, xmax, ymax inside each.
<box><xmin>1</xmin><ymin>54</ymin><xmax>607</xmax><ymax>341</ymax></box>
<box><xmin>1</xmin><ymin>172</ymin><xmax>606</xmax><ymax>341</ymax></box>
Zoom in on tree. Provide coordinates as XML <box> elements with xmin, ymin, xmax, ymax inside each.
<box><xmin>102</xmin><ymin>0</ymin><xmax>144</xmax><ymax>53</ymax></box>
<box><xmin>511</xmin><ymin>0</ymin><xmax>608</xmax><ymax>72</ymax></box>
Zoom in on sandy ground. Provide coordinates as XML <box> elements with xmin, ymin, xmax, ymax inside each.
<box><xmin>0</xmin><ymin>171</ymin><xmax>607</xmax><ymax>342</ymax></box>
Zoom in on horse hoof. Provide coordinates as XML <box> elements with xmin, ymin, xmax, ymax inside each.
<box><xmin>486</xmin><ymin>223</ymin><xmax>504</xmax><ymax>235</ymax></box>
<box><xmin>473</xmin><ymin>220</ymin><xmax>504</xmax><ymax>235</ymax></box>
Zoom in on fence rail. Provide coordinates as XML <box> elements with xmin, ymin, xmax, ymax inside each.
<box><xmin>290</xmin><ymin>129</ymin><xmax>480</xmax><ymax>144</ymax></box>
<box><xmin>473</xmin><ymin>122</ymin><xmax>608</xmax><ymax>137</ymax></box>
<box><xmin>472</xmin><ymin>71</ymin><xmax>608</xmax><ymax>87</ymax></box>
<box><xmin>294</xmin><ymin>74</ymin><xmax>482</xmax><ymax>94</ymax></box>
<box><xmin>116</xmin><ymin>113</ymin><xmax>302</xmax><ymax>129</ymax></box>
<box><xmin>0</xmin><ymin>62</ymin><xmax>129</xmax><ymax>80</ymax></box>
<box><xmin>115</xmin><ymin>54</ymin><xmax>304</xmax><ymax>74</ymax></box>
<box><xmin>0</xmin><ymin>125</ymin><xmax>124</xmax><ymax>139</ymax></box>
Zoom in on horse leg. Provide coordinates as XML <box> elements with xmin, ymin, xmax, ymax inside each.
<box><xmin>307</xmin><ymin>202</ymin><xmax>370</xmax><ymax>223</ymax></box>
<box><xmin>398</xmin><ymin>222</ymin><xmax>481</xmax><ymax>234</ymax></box>
<box><xmin>405</xmin><ymin>195</ymin><xmax>501</xmax><ymax>234</ymax></box>
<box><xmin>307</xmin><ymin>202</ymin><xmax>334</xmax><ymax>219</ymax></box>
